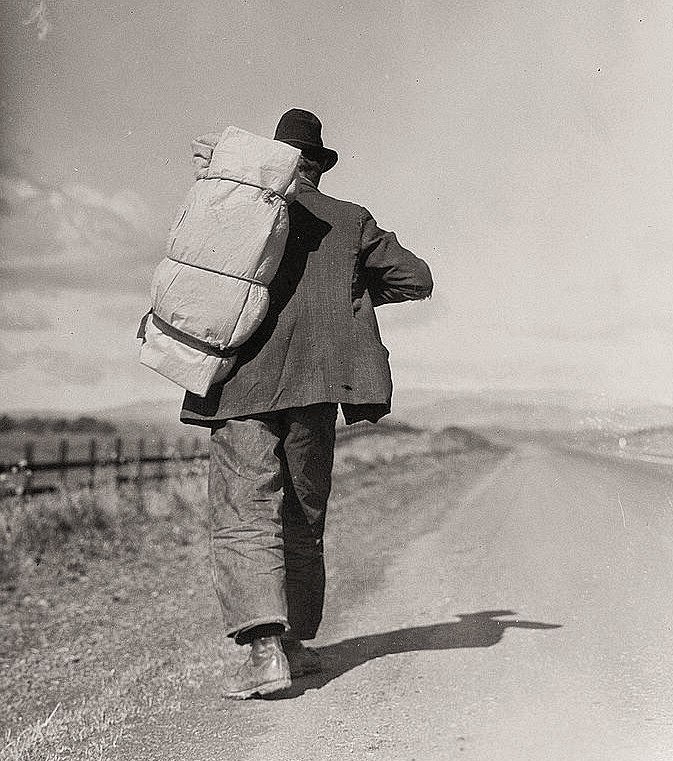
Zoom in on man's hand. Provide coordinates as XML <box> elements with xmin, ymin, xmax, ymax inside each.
<box><xmin>191</xmin><ymin>132</ymin><xmax>220</xmax><ymax>179</ymax></box>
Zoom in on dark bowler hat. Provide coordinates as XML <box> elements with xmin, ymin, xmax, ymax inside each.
<box><xmin>274</xmin><ymin>109</ymin><xmax>338</xmax><ymax>172</ymax></box>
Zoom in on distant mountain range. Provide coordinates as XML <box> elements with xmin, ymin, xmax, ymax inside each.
<box><xmin>98</xmin><ymin>388</ymin><xmax>673</xmax><ymax>438</ymax></box>
<box><xmin>8</xmin><ymin>388</ymin><xmax>673</xmax><ymax>441</ymax></box>
<box><xmin>387</xmin><ymin>388</ymin><xmax>673</xmax><ymax>433</ymax></box>
<box><xmin>97</xmin><ymin>397</ymin><xmax>200</xmax><ymax>442</ymax></box>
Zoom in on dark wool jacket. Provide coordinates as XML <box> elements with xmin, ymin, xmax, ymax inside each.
<box><xmin>180</xmin><ymin>178</ymin><xmax>433</xmax><ymax>427</ymax></box>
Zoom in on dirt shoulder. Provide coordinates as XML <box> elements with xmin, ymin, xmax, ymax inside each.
<box><xmin>1</xmin><ymin>427</ymin><xmax>504</xmax><ymax>761</ymax></box>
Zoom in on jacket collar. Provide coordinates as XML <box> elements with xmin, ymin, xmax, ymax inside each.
<box><xmin>296</xmin><ymin>175</ymin><xmax>319</xmax><ymax>194</ymax></box>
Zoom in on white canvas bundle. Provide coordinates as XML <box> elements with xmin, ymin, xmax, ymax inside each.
<box><xmin>139</xmin><ymin>126</ymin><xmax>301</xmax><ymax>395</ymax></box>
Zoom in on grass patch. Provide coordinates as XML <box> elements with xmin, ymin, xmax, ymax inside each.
<box><xmin>0</xmin><ymin>470</ymin><xmax>212</xmax><ymax>761</ymax></box>
<box><xmin>0</xmin><ymin>464</ymin><xmax>209</xmax><ymax>586</ymax></box>
<box><xmin>0</xmin><ymin>650</ymin><xmax>220</xmax><ymax>761</ymax></box>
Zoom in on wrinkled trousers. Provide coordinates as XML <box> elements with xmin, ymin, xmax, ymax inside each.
<box><xmin>208</xmin><ymin>403</ymin><xmax>338</xmax><ymax>644</ymax></box>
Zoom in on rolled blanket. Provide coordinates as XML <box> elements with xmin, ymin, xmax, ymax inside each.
<box><xmin>139</xmin><ymin>126</ymin><xmax>300</xmax><ymax>395</ymax></box>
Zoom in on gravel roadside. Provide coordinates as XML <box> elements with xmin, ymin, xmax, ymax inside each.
<box><xmin>1</xmin><ymin>428</ymin><xmax>503</xmax><ymax>760</ymax></box>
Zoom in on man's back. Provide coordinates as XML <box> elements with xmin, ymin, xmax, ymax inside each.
<box><xmin>181</xmin><ymin>177</ymin><xmax>432</xmax><ymax>426</ymax></box>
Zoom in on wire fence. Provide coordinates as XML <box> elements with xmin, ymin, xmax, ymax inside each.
<box><xmin>0</xmin><ymin>436</ymin><xmax>208</xmax><ymax>499</ymax></box>
<box><xmin>0</xmin><ymin>420</ymin><xmax>420</xmax><ymax>500</ymax></box>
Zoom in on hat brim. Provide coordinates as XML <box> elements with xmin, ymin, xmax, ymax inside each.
<box><xmin>319</xmin><ymin>148</ymin><xmax>338</xmax><ymax>172</ymax></box>
<box><xmin>277</xmin><ymin>139</ymin><xmax>338</xmax><ymax>172</ymax></box>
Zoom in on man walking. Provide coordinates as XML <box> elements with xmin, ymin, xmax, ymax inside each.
<box><xmin>181</xmin><ymin>109</ymin><xmax>433</xmax><ymax>698</ymax></box>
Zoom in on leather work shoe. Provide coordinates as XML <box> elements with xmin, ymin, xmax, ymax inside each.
<box><xmin>281</xmin><ymin>633</ymin><xmax>322</xmax><ymax>677</ymax></box>
<box><xmin>223</xmin><ymin>636</ymin><xmax>291</xmax><ymax>699</ymax></box>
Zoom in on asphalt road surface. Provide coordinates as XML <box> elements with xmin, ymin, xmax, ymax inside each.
<box><xmin>120</xmin><ymin>439</ymin><xmax>673</xmax><ymax>760</ymax></box>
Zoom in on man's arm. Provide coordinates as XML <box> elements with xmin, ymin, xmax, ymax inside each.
<box><xmin>359</xmin><ymin>211</ymin><xmax>434</xmax><ymax>306</ymax></box>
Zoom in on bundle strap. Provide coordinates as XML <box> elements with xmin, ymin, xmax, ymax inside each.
<box><xmin>150</xmin><ymin>311</ymin><xmax>239</xmax><ymax>358</ymax></box>
<box><xmin>197</xmin><ymin>175</ymin><xmax>289</xmax><ymax>203</ymax></box>
<box><xmin>166</xmin><ymin>255</ymin><xmax>265</xmax><ymax>287</ymax></box>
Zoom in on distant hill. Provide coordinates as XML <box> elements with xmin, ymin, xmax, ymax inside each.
<box><xmin>12</xmin><ymin>388</ymin><xmax>673</xmax><ymax>444</ymax></box>
<box><xmin>387</xmin><ymin>388</ymin><xmax>673</xmax><ymax>433</ymax></box>
<box><xmin>95</xmin><ymin>397</ymin><xmax>207</xmax><ymax>445</ymax></box>
<box><xmin>0</xmin><ymin>414</ymin><xmax>117</xmax><ymax>435</ymax></box>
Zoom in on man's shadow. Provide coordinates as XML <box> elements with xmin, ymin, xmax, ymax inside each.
<box><xmin>268</xmin><ymin>610</ymin><xmax>561</xmax><ymax>699</ymax></box>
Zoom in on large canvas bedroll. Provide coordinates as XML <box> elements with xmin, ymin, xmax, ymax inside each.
<box><xmin>139</xmin><ymin>126</ymin><xmax>300</xmax><ymax>395</ymax></box>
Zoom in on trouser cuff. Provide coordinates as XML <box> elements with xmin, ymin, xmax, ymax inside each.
<box><xmin>227</xmin><ymin>617</ymin><xmax>290</xmax><ymax>645</ymax></box>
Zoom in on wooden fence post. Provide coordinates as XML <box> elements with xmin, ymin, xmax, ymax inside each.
<box><xmin>114</xmin><ymin>437</ymin><xmax>123</xmax><ymax>488</ymax></box>
<box><xmin>88</xmin><ymin>438</ymin><xmax>97</xmax><ymax>490</ymax></box>
<box><xmin>22</xmin><ymin>441</ymin><xmax>35</xmax><ymax>499</ymax></box>
<box><xmin>157</xmin><ymin>437</ymin><xmax>166</xmax><ymax>481</ymax></box>
<box><xmin>176</xmin><ymin>437</ymin><xmax>186</xmax><ymax>479</ymax></box>
<box><xmin>58</xmin><ymin>439</ymin><xmax>69</xmax><ymax>489</ymax></box>
<box><xmin>136</xmin><ymin>438</ymin><xmax>145</xmax><ymax>484</ymax></box>
<box><xmin>135</xmin><ymin>438</ymin><xmax>147</xmax><ymax>513</ymax></box>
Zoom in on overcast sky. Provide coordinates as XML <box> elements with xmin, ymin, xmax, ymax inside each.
<box><xmin>1</xmin><ymin>0</ymin><xmax>672</xmax><ymax>413</ymax></box>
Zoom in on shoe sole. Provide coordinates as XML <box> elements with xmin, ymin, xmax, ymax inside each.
<box><xmin>224</xmin><ymin>677</ymin><xmax>291</xmax><ymax>700</ymax></box>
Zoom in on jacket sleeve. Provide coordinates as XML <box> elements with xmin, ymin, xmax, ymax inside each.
<box><xmin>359</xmin><ymin>209</ymin><xmax>434</xmax><ymax>307</ymax></box>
